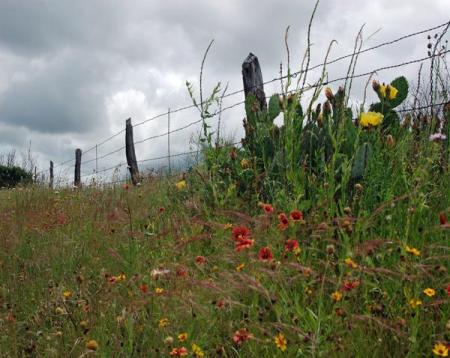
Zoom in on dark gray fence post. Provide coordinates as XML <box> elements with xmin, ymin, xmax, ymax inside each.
<box><xmin>125</xmin><ymin>118</ymin><xmax>140</xmax><ymax>185</ymax></box>
<box><xmin>242</xmin><ymin>53</ymin><xmax>267</xmax><ymax>110</ymax></box>
<box><xmin>49</xmin><ymin>161</ymin><xmax>54</xmax><ymax>189</ymax></box>
<box><xmin>74</xmin><ymin>149</ymin><xmax>82</xmax><ymax>188</ymax></box>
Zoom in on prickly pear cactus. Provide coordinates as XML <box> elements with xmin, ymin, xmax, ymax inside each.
<box><xmin>370</xmin><ymin>76</ymin><xmax>409</xmax><ymax>131</ymax></box>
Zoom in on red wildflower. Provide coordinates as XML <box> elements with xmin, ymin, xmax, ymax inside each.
<box><xmin>261</xmin><ymin>203</ymin><xmax>274</xmax><ymax>214</ymax></box>
<box><xmin>440</xmin><ymin>212</ymin><xmax>450</xmax><ymax>228</ymax></box>
<box><xmin>195</xmin><ymin>256</ymin><xmax>207</xmax><ymax>265</ymax></box>
<box><xmin>233</xmin><ymin>328</ymin><xmax>253</xmax><ymax>345</ymax></box>
<box><xmin>235</xmin><ymin>237</ymin><xmax>254</xmax><ymax>252</ymax></box>
<box><xmin>169</xmin><ymin>347</ymin><xmax>188</xmax><ymax>356</ymax></box>
<box><xmin>447</xmin><ymin>283</ymin><xmax>450</xmax><ymax>297</ymax></box>
<box><xmin>176</xmin><ymin>267</ymin><xmax>188</xmax><ymax>278</ymax></box>
<box><xmin>278</xmin><ymin>213</ymin><xmax>289</xmax><ymax>231</ymax></box>
<box><xmin>139</xmin><ymin>284</ymin><xmax>148</xmax><ymax>294</ymax></box>
<box><xmin>159</xmin><ymin>207</ymin><xmax>165</xmax><ymax>213</ymax></box>
<box><xmin>232</xmin><ymin>226</ymin><xmax>251</xmax><ymax>240</ymax></box>
<box><xmin>290</xmin><ymin>210</ymin><xmax>303</xmax><ymax>222</ymax></box>
<box><xmin>285</xmin><ymin>239</ymin><xmax>299</xmax><ymax>252</ymax></box>
<box><xmin>57</xmin><ymin>214</ymin><xmax>67</xmax><ymax>225</ymax></box>
<box><xmin>342</xmin><ymin>279</ymin><xmax>360</xmax><ymax>291</ymax></box>
<box><xmin>216</xmin><ymin>299</ymin><xmax>226</xmax><ymax>309</ymax></box>
<box><xmin>123</xmin><ymin>184</ymin><xmax>129</xmax><ymax>190</ymax></box>
<box><xmin>258</xmin><ymin>247</ymin><xmax>273</xmax><ymax>261</ymax></box>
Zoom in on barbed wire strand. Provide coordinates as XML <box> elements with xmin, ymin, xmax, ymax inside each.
<box><xmin>39</xmin><ymin>21</ymin><xmax>448</xmax><ymax>175</ymax></box>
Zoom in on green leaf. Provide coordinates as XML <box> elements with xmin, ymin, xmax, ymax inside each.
<box><xmin>351</xmin><ymin>142</ymin><xmax>373</xmax><ymax>180</ymax></box>
<box><xmin>388</xmin><ymin>76</ymin><xmax>408</xmax><ymax>108</ymax></box>
<box><xmin>268</xmin><ymin>94</ymin><xmax>281</xmax><ymax>122</ymax></box>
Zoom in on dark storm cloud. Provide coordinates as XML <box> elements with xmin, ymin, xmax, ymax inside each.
<box><xmin>0</xmin><ymin>0</ymin><xmax>448</xmax><ymax>175</ymax></box>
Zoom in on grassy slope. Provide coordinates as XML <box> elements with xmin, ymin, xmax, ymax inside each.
<box><xmin>0</xmin><ymin>138</ymin><xmax>449</xmax><ymax>357</ymax></box>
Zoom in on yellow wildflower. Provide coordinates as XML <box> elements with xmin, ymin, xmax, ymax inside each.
<box><xmin>223</xmin><ymin>223</ymin><xmax>233</xmax><ymax>230</ymax></box>
<box><xmin>116</xmin><ymin>273</ymin><xmax>126</xmax><ymax>282</ymax></box>
<box><xmin>55</xmin><ymin>307</ymin><xmax>66</xmax><ymax>315</ymax></box>
<box><xmin>433</xmin><ymin>343</ymin><xmax>449</xmax><ymax>357</ymax></box>
<box><xmin>331</xmin><ymin>291</ymin><xmax>343</xmax><ymax>302</ymax></box>
<box><xmin>63</xmin><ymin>290</ymin><xmax>72</xmax><ymax>299</ymax></box>
<box><xmin>344</xmin><ymin>257</ymin><xmax>358</xmax><ymax>269</ymax></box>
<box><xmin>155</xmin><ymin>287</ymin><xmax>164</xmax><ymax>294</ymax></box>
<box><xmin>236</xmin><ymin>263</ymin><xmax>245</xmax><ymax>272</ymax></box>
<box><xmin>159</xmin><ymin>318</ymin><xmax>169</xmax><ymax>328</ymax></box>
<box><xmin>405</xmin><ymin>245</ymin><xmax>421</xmax><ymax>257</ymax></box>
<box><xmin>379</xmin><ymin>84</ymin><xmax>398</xmax><ymax>100</ymax></box>
<box><xmin>409</xmin><ymin>299</ymin><xmax>422</xmax><ymax>309</ymax></box>
<box><xmin>240</xmin><ymin>158</ymin><xmax>250</xmax><ymax>169</ymax></box>
<box><xmin>192</xmin><ymin>343</ymin><xmax>205</xmax><ymax>358</ymax></box>
<box><xmin>423</xmin><ymin>288</ymin><xmax>436</xmax><ymax>297</ymax></box>
<box><xmin>86</xmin><ymin>339</ymin><xmax>99</xmax><ymax>351</ymax></box>
<box><xmin>274</xmin><ymin>333</ymin><xmax>287</xmax><ymax>352</ymax></box>
<box><xmin>175</xmin><ymin>180</ymin><xmax>187</xmax><ymax>190</ymax></box>
<box><xmin>360</xmin><ymin>112</ymin><xmax>384</xmax><ymax>127</ymax></box>
<box><xmin>178</xmin><ymin>332</ymin><xmax>188</xmax><ymax>342</ymax></box>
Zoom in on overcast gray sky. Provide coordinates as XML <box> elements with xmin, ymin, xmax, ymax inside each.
<box><xmin>0</xmin><ymin>0</ymin><xmax>449</xmax><ymax>184</ymax></box>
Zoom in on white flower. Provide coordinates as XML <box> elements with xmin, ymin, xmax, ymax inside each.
<box><xmin>151</xmin><ymin>268</ymin><xmax>171</xmax><ymax>279</ymax></box>
<box><xmin>429</xmin><ymin>133</ymin><xmax>447</xmax><ymax>142</ymax></box>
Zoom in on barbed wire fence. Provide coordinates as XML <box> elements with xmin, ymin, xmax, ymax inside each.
<box><xmin>35</xmin><ymin>20</ymin><xmax>449</xmax><ymax>189</ymax></box>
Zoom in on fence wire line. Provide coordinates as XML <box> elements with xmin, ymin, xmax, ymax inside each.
<box><xmin>47</xmin><ymin>50</ymin><xmax>450</xmax><ymax>180</ymax></box>
<box><xmin>39</xmin><ymin>22</ymin><xmax>449</xmax><ymax>175</ymax></box>
<box><xmin>71</xmin><ymin>99</ymin><xmax>450</xmax><ymax>184</ymax></box>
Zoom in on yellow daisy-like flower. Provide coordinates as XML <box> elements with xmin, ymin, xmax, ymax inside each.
<box><xmin>344</xmin><ymin>257</ymin><xmax>358</xmax><ymax>269</ymax></box>
<box><xmin>423</xmin><ymin>288</ymin><xmax>436</xmax><ymax>297</ymax></box>
<box><xmin>405</xmin><ymin>245</ymin><xmax>421</xmax><ymax>257</ymax></box>
<box><xmin>240</xmin><ymin>158</ymin><xmax>250</xmax><ymax>169</ymax></box>
<box><xmin>159</xmin><ymin>318</ymin><xmax>169</xmax><ymax>328</ymax></box>
<box><xmin>274</xmin><ymin>333</ymin><xmax>287</xmax><ymax>352</ymax></box>
<box><xmin>63</xmin><ymin>290</ymin><xmax>72</xmax><ymax>299</ymax></box>
<box><xmin>155</xmin><ymin>287</ymin><xmax>164</xmax><ymax>294</ymax></box>
<box><xmin>360</xmin><ymin>112</ymin><xmax>384</xmax><ymax>128</ymax></box>
<box><xmin>236</xmin><ymin>263</ymin><xmax>245</xmax><ymax>272</ymax></box>
<box><xmin>177</xmin><ymin>332</ymin><xmax>188</xmax><ymax>342</ymax></box>
<box><xmin>379</xmin><ymin>84</ymin><xmax>398</xmax><ymax>100</ymax></box>
<box><xmin>409</xmin><ymin>298</ymin><xmax>422</xmax><ymax>309</ymax></box>
<box><xmin>175</xmin><ymin>180</ymin><xmax>187</xmax><ymax>190</ymax></box>
<box><xmin>331</xmin><ymin>291</ymin><xmax>343</xmax><ymax>302</ymax></box>
<box><xmin>116</xmin><ymin>273</ymin><xmax>126</xmax><ymax>282</ymax></box>
<box><xmin>432</xmin><ymin>343</ymin><xmax>449</xmax><ymax>357</ymax></box>
<box><xmin>192</xmin><ymin>343</ymin><xmax>205</xmax><ymax>358</ymax></box>
<box><xmin>223</xmin><ymin>223</ymin><xmax>233</xmax><ymax>230</ymax></box>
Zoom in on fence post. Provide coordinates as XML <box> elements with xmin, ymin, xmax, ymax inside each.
<box><xmin>74</xmin><ymin>149</ymin><xmax>82</xmax><ymax>188</ymax></box>
<box><xmin>242</xmin><ymin>53</ymin><xmax>267</xmax><ymax>110</ymax></box>
<box><xmin>49</xmin><ymin>161</ymin><xmax>54</xmax><ymax>189</ymax></box>
<box><xmin>125</xmin><ymin>118</ymin><xmax>140</xmax><ymax>185</ymax></box>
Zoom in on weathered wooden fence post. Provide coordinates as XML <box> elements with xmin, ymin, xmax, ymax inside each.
<box><xmin>74</xmin><ymin>149</ymin><xmax>82</xmax><ymax>188</ymax></box>
<box><xmin>242</xmin><ymin>53</ymin><xmax>267</xmax><ymax>110</ymax></box>
<box><xmin>125</xmin><ymin>118</ymin><xmax>140</xmax><ymax>185</ymax></box>
<box><xmin>49</xmin><ymin>161</ymin><xmax>54</xmax><ymax>189</ymax></box>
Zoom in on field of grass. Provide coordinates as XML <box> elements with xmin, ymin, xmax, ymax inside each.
<box><xmin>0</xmin><ymin>126</ymin><xmax>449</xmax><ymax>357</ymax></box>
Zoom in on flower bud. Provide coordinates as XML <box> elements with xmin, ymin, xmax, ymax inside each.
<box><xmin>354</xmin><ymin>183</ymin><xmax>363</xmax><ymax>191</ymax></box>
<box><xmin>372</xmin><ymin>80</ymin><xmax>380</xmax><ymax>92</ymax></box>
<box><xmin>323</xmin><ymin>101</ymin><xmax>332</xmax><ymax>115</ymax></box>
<box><xmin>386</xmin><ymin>134</ymin><xmax>395</xmax><ymax>147</ymax></box>
<box><xmin>324</xmin><ymin>87</ymin><xmax>334</xmax><ymax>101</ymax></box>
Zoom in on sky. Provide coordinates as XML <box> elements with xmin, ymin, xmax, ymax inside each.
<box><xmin>0</xmin><ymin>0</ymin><xmax>449</xmax><ymax>184</ymax></box>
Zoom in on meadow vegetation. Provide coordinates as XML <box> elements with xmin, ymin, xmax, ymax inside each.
<box><xmin>0</xmin><ymin>9</ymin><xmax>449</xmax><ymax>358</ymax></box>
